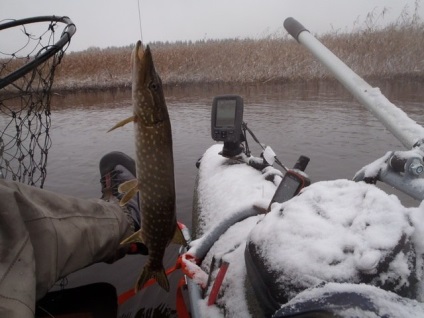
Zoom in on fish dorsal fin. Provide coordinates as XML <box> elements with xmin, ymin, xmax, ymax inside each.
<box><xmin>119</xmin><ymin>185</ymin><xmax>139</xmax><ymax>206</ymax></box>
<box><xmin>107</xmin><ymin>116</ymin><xmax>135</xmax><ymax>132</ymax></box>
<box><xmin>118</xmin><ymin>179</ymin><xmax>138</xmax><ymax>194</ymax></box>
<box><xmin>171</xmin><ymin>225</ymin><xmax>188</xmax><ymax>246</ymax></box>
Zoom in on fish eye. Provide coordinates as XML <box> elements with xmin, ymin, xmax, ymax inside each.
<box><xmin>149</xmin><ymin>81</ymin><xmax>159</xmax><ymax>91</ymax></box>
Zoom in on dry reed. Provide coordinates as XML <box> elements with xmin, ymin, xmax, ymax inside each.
<box><xmin>54</xmin><ymin>11</ymin><xmax>424</xmax><ymax>91</ymax></box>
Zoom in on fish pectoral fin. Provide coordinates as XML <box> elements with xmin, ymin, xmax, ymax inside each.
<box><xmin>118</xmin><ymin>179</ymin><xmax>138</xmax><ymax>194</ymax></box>
<box><xmin>119</xmin><ymin>186</ymin><xmax>139</xmax><ymax>206</ymax></box>
<box><xmin>136</xmin><ymin>266</ymin><xmax>170</xmax><ymax>292</ymax></box>
<box><xmin>107</xmin><ymin>116</ymin><xmax>135</xmax><ymax>132</ymax></box>
<box><xmin>120</xmin><ymin>230</ymin><xmax>144</xmax><ymax>245</ymax></box>
<box><xmin>171</xmin><ymin>225</ymin><xmax>188</xmax><ymax>246</ymax></box>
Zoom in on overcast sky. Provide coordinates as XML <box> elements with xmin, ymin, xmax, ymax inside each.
<box><xmin>1</xmin><ymin>0</ymin><xmax>423</xmax><ymax>52</ymax></box>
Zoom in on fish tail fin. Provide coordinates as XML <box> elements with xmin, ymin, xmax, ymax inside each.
<box><xmin>136</xmin><ymin>266</ymin><xmax>170</xmax><ymax>292</ymax></box>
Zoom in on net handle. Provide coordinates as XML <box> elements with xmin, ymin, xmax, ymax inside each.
<box><xmin>0</xmin><ymin>15</ymin><xmax>76</xmax><ymax>89</ymax></box>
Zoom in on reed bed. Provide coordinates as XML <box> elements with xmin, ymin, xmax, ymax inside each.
<box><xmin>54</xmin><ymin>17</ymin><xmax>424</xmax><ymax>91</ymax></box>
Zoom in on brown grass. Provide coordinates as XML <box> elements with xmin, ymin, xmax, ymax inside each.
<box><xmin>54</xmin><ymin>14</ymin><xmax>424</xmax><ymax>91</ymax></box>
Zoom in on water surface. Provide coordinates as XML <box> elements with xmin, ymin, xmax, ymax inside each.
<box><xmin>39</xmin><ymin>80</ymin><xmax>424</xmax><ymax>316</ymax></box>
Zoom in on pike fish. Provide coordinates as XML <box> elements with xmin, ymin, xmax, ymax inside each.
<box><xmin>109</xmin><ymin>41</ymin><xmax>185</xmax><ymax>292</ymax></box>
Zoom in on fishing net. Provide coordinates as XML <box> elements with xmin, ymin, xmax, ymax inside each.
<box><xmin>0</xmin><ymin>16</ymin><xmax>76</xmax><ymax>187</ymax></box>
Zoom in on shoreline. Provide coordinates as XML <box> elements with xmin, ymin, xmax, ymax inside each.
<box><xmin>51</xmin><ymin>74</ymin><xmax>424</xmax><ymax>95</ymax></box>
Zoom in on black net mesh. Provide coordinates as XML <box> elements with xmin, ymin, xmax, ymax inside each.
<box><xmin>0</xmin><ymin>16</ymin><xmax>75</xmax><ymax>187</ymax></box>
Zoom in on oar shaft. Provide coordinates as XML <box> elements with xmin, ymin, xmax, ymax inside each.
<box><xmin>284</xmin><ymin>17</ymin><xmax>424</xmax><ymax>150</ymax></box>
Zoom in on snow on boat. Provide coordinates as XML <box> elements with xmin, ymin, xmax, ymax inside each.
<box><xmin>180</xmin><ymin>18</ymin><xmax>424</xmax><ymax>317</ymax></box>
<box><xmin>188</xmin><ymin>146</ymin><xmax>424</xmax><ymax>317</ymax></box>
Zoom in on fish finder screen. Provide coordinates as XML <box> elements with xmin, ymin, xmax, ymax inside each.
<box><xmin>216</xmin><ymin>100</ymin><xmax>236</xmax><ymax>127</ymax></box>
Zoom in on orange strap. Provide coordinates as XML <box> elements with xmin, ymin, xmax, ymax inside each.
<box><xmin>176</xmin><ymin>276</ymin><xmax>191</xmax><ymax>318</ymax></box>
<box><xmin>118</xmin><ymin>288</ymin><xmax>136</xmax><ymax>306</ymax></box>
<box><xmin>207</xmin><ymin>261</ymin><xmax>229</xmax><ymax>306</ymax></box>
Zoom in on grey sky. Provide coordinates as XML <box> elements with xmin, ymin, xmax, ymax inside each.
<box><xmin>1</xmin><ymin>0</ymin><xmax>423</xmax><ymax>52</ymax></box>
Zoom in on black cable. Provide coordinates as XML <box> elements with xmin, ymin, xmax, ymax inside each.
<box><xmin>242</xmin><ymin>122</ymin><xmax>288</xmax><ymax>172</ymax></box>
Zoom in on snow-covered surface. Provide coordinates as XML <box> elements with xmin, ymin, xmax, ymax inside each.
<box><xmin>353</xmin><ymin>151</ymin><xmax>393</xmax><ymax>180</ymax></box>
<box><xmin>191</xmin><ymin>144</ymin><xmax>424</xmax><ymax>317</ymax></box>
<box><xmin>353</xmin><ymin>148</ymin><xmax>424</xmax><ymax>201</ymax></box>
<box><xmin>250</xmin><ymin>180</ymin><xmax>416</xmax><ymax>298</ymax></box>
<box><xmin>363</xmin><ymin>86</ymin><xmax>424</xmax><ymax>150</ymax></box>
<box><xmin>278</xmin><ymin>283</ymin><xmax>424</xmax><ymax>318</ymax></box>
<box><xmin>194</xmin><ymin>144</ymin><xmax>275</xmax><ymax>235</ymax></box>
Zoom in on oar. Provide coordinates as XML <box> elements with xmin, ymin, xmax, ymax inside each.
<box><xmin>283</xmin><ymin>17</ymin><xmax>424</xmax><ymax>150</ymax></box>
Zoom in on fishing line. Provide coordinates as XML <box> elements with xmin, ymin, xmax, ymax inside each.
<box><xmin>137</xmin><ymin>0</ymin><xmax>143</xmax><ymax>42</ymax></box>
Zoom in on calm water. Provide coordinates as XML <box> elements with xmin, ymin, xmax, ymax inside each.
<box><xmin>40</xmin><ymin>81</ymin><xmax>424</xmax><ymax>316</ymax></box>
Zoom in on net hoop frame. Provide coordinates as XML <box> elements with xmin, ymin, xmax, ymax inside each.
<box><xmin>0</xmin><ymin>15</ymin><xmax>76</xmax><ymax>89</ymax></box>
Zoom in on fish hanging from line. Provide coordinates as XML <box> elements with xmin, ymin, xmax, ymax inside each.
<box><xmin>108</xmin><ymin>41</ymin><xmax>186</xmax><ymax>292</ymax></box>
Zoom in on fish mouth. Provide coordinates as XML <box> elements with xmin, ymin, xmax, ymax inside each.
<box><xmin>133</xmin><ymin>41</ymin><xmax>156</xmax><ymax>86</ymax></box>
<box><xmin>132</xmin><ymin>40</ymin><xmax>143</xmax><ymax>67</ymax></box>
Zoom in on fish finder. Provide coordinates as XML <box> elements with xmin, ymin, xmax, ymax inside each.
<box><xmin>211</xmin><ymin>95</ymin><xmax>244</xmax><ymax>157</ymax></box>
